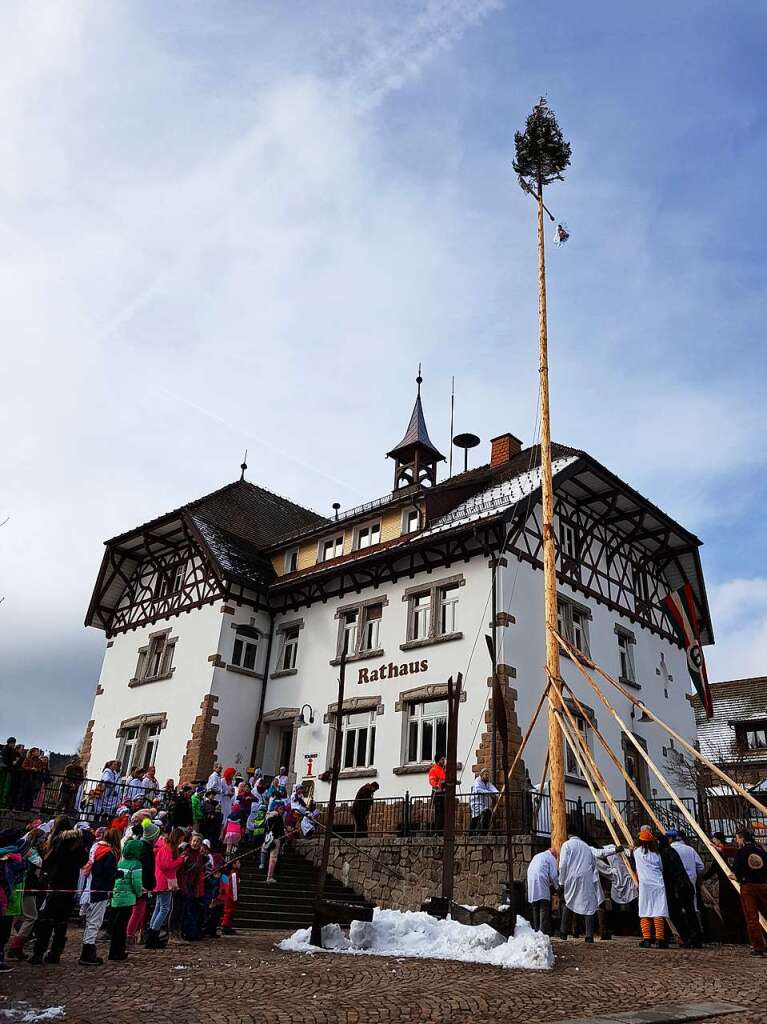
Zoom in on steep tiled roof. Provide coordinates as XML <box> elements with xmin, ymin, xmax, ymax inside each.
<box><xmin>386</xmin><ymin>395</ymin><xmax>445</xmax><ymax>461</ymax></box>
<box><xmin>189</xmin><ymin>514</ymin><xmax>275</xmax><ymax>587</ymax></box>
<box><xmin>692</xmin><ymin>677</ymin><xmax>767</xmax><ymax>762</ymax></box>
<box><xmin>188</xmin><ymin>480</ymin><xmax>326</xmax><ymax>550</ymax></box>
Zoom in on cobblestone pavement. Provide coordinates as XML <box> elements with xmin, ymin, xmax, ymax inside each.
<box><xmin>1</xmin><ymin>933</ymin><xmax>765</xmax><ymax>1024</ymax></box>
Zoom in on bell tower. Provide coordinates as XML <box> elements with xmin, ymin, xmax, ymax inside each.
<box><xmin>387</xmin><ymin>370</ymin><xmax>446</xmax><ymax>490</ymax></box>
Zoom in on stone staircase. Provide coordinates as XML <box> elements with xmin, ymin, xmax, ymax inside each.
<box><xmin>234</xmin><ymin>846</ymin><xmax>374</xmax><ymax>931</ymax></box>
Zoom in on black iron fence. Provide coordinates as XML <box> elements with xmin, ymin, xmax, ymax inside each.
<box><xmin>0</xmin><ymin>768</ymin><xmax>172</xmax><ymax>822</ymax></box>
<box><xmin>313</xmin><ymin>790</ymin><xmax>584</xmax><ymax>839</ymax></box>
<box><xmin>311</xmin><ymin>790</ymin><xmax>767</xmax><ymax>845</ymax></box>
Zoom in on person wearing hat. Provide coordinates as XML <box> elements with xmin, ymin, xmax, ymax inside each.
<box><xmin>109</xmin><ymin>838</ymin><xmax>144</xmax><ymax>960</ymax></box>
<box><xmin>219</xmin><ymin>768</ymin><xmax>237</xmax><ymax>827</ymax></box>
<box><xmin>633</xmin><ymin>826</ymin><xmax>669</xmax><ymax>948</ymax></box>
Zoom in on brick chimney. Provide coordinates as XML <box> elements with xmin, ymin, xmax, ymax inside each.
<box><xmin>490</xmin><ymin>432</ymin><xmax>522</xmax><ymax>467</ymax></box>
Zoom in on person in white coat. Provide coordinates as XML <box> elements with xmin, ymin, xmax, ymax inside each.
<box><xmin>559</xmin><ymin>832</ymin><xmax>599</xmax><ymax>941</ymax></box>
<box><xmin>668</xmin><ymin>831</ymin><xmax>703</xmax><ymax>904</ymax></box>
<box><xmin>597</xmin><ymin>847</ymin><xmax>639</xmax><ymax>935</ymax></box>
<box><xmin>526</xmin><ymin>846</ymin><xmax>559</xmax><ymax>935</ymax></box>
<box><xmin>206</xmin><ymin>764</ymin><xmax>223</xmax><ymax>798</ymax></box>
<box><xmin>633</xmin><ymin>826</ymin><xmax>669</xmax><ymax>948</ymax></box>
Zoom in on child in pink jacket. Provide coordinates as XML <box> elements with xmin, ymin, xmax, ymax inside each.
<box><xmin>146</xmin><ymin>829</ymin><xmax>185</xmax><ymax>948</ymax></box>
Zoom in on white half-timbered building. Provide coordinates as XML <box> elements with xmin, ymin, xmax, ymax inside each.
<box><xmin>82</xmin><ymin>381</ymin><xmax>714</xmax><ymax>808</ymax></box>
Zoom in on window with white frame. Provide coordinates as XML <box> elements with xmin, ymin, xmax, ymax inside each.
<box><xmin>341</xmin><ymin>609</ymin><xmax>359</xmax><ymax>656</ymax></box>
<box><xmin>559</xmin><ymin>521</ymin><xmax>578</xmax><ymax>561</ymax></box>
<box><xmin>281</xmin><ymin>627</ymin><xmax>299</xmax><ymax>671</ymax></box>
<box><xmin>404</xmin><ymin>576</ymin><xmax>464</xmax><ymax>645</ymax></box>
<box><xmin>171</xmin><ymin>563</ymin><xmax>184</xmax><ymax>593</ymax></box>
<box><xmin>439</xmin><ymin>584</ymin><xmax>459</xmax><ymax>635</ymax></box>
<box><xmin>403</xmin><ymin>507</ymin><xmax>420</xmax><ymax>534</ymax></box>
<box><xmin>354</xmin><ymin>521</ymin><xmax>381</xmax><ymax>550</ymax></box>
<box><xmin>342</xmin><ymin>710</ymin><xmax>377</xmax><ymax>769</ymax></box>
<box><xmin>284</xmin><ymin>547</ymin><xmax>299</xmax><ymax>574</ymax></box>
<box><xmin>407</xmin><ymin>700</ymin><xmax>448</xmax><ymax>764</ymax></box>
<box><xmin>319</xmin><ymin>535</ymin><xmax>344</xmax><ymax>562</ymax></box>
<box><xmin>134</xmin><ymin>634</ymin><xmax>176</xmax><ymax>683</ymax></box>
<box><xmin>615</xmin><ymin>626</ymin><xmax>636</xmax><ymax>683</ymax></box>
<box><xmin>739</xmin><ymin>723</ymin><xmax>767</xmax><ymax>751</ymax></box>
<box><xmin>143</xmin><ymin>723</ymin><xmax>161</xmax><ymax>767</ymax></box>
<box><xmin>335</xmin><ymin>600</ymin><xmax>386</xmax><ymax>661</ymax></box>
<box><xmin>633</xmin><ymin>563</ymin><xmax>650</xmax><ymax>606</ymax></box>
<box><xmin>411</xmin><ymin>593</ymin><xmax>431</xmax><ymax>640</ymax></box>
<box><xmin>232</xmin><ymin>627</ymin><xmax>259</xmax><ymax>671</ymax></box>
<box><xmin>361</xmin><ymin>603</ymin><xmax>382</xmax><ymax>652</ymax></box>
<box><xmin>564</xmin><ymin>711</ymin><xmax>593</xmax><ymax>779</ymax></box>
<box><xmin>557</xmin><ymin>596</ymin><xmax>591</xmax><ymax>655</ymax></box>
<box><xmin>117</xmin><ymin>718</ymin><xmax>165</xmax><ymax>771</ymax></box>
<box><xmin>120</xmin><ymin>727</ymin><xmax>140</xmax><ymax>771</ymax></box>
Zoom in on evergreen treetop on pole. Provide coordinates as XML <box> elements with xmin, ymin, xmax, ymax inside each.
<box><xmin>513</xmin><ymin>98</ymin><xmax>571</xmax><ymax>192</ymax></box>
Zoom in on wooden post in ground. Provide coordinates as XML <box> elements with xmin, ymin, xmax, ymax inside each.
<box><xmin>536</xmin><ymin>169</ymin><xmax>566</xmax><ymax>852</ymax></box>
<box><xmin>310</xmin><ymin>653</ymin><xmax>346</xmax><ymax>947</ymax></box>
<box><xmin>441</xmin><ymin>674</ymin><xmax>462</xmax><ymax>904</ymax></box>
<box><xmin>492</xmin><ymin>668</ymin><xmax>518</xmax><ymax>916</ymax></box>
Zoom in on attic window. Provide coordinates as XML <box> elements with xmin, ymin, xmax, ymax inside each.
<box><xmin>738</xmin><ymin>723</ymin><xmax>767</xmax><ymax>751</ymax></box>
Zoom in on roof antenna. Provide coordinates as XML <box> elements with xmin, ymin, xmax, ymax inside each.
<box><xmin>240</xmin><ymin>449</ymin><xmax>248</xmax><ymax>481</ymax></box>
<box><xmin>448</xmin><ymin>375</ymin><xmax>455</xmax><ymax>477</ymax></box>
<box><xmin>332</xmin><ymin>502</ymin><xmax>341</xmax><ymax>521</ymax></box>
<box><xmin>416</xmin><ymin>363</ymin><xmax>422</xmax><ymax>397</ymax></box>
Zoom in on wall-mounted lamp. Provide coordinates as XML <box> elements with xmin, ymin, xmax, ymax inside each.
<box><xmin>297</xmin><ymin>704</ymin><xmax>315</xmax><ymax>725</ymax></box>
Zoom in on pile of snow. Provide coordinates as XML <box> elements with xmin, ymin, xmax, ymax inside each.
<box><xmin>278</xmin><ymin>908</ymin><xmax>553</xmax><ymax>970</ymax></box>
<box><xmin>0</xmin><ymin>1008</ymin><xmax>65</xmax><ymax>1023</ymax></box>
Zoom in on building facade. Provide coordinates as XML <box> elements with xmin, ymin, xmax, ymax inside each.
<box><xmin>82</xmin><ymin>383</ymin><xmax>714</xmax><ymax>807</ymax></box>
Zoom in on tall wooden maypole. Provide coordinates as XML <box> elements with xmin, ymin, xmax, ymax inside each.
<box><xmin>514</xmin><ymin>99</ymin><xmax>572</xmax><ymax>850</ymax></box>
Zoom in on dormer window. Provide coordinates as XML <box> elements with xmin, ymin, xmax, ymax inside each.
<box><xmin>354</xmin><ymin>521</ymin><xmax>381</xmax><ymax>551</ymax></box>
<box><xmin>403</xmin><ymin>508</ymin><xmax>420</xmax><ymax>534</ymax></box>
<box><xmin>319</xmin><ymin>535</ymin><xmax>344</xmax><ymax>563</ymax></box>
<box><xmin>284</xmin><ymin>547</ymin><xmax>299</xmax><ymax>574</ymax></box>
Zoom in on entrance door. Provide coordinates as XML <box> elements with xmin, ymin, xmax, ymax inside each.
<box><xmin>622</xmin><ymin>733</ymin><xmax>650</xmax><ymax>802</ymax></box>
<box><xmin>278</xmin><ymin>727</ymin><xmax>294</xmax><ymax>774</ymax></box>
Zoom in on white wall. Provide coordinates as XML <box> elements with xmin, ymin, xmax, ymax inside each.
<box><xmin>210</xmin><ymin>607</ymin><xmax>272</xmax><ymax>773</ymax></box>
<box><xmin>86</xmin><ymin>601</ymin><xmax>222</xmax><ymax>784</ymax></box>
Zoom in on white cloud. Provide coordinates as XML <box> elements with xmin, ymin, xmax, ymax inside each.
<box><xmin>706</xmin><ymin>578</ymin><xmax>767</xmax><ymax>681</ymax></box>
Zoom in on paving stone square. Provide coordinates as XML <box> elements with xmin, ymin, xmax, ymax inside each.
<box><xmin>1</xmin><ymin>933</ymin><xmax>765</xmax><ymax>1024</ymax></box>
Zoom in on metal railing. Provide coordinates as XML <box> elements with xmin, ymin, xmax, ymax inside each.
<box><xmin>311</xmin><ymin>791</ymin><xmax>582</xmax><ymax>839</ymax></box>
<box><xmin>0</xmin><ymin>769</ymin><xmax>172</xmax><ymax>822</ymax></box>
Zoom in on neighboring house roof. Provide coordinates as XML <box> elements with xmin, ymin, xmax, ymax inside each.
<box><xmin>691</xmin><ymin>677</ymin><xmax>767</xmax><ymax>764</ymax></box>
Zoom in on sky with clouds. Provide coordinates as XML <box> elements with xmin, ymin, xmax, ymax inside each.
<box><xmin>1</xmin><ymin>0</ymin><xmax>766</xmax><ymax>752</ymax></box>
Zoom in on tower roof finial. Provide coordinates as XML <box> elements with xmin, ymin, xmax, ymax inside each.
<box><xmin>240</xmin><ymin>449</ymin><xmax>248</xmax><ymax>481</ymax></box>
<box><xmin>416</xmin><ymin>362</ymin><xmax>422</xmax><ymax>397</ymax></box>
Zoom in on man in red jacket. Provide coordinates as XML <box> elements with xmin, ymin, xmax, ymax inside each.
<box><xmin>428</xmin><ymin>757</ymin><xmax>446</xmax><ymax>834</ymax></box>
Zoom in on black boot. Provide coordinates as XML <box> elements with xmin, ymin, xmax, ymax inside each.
<box><xmin>144</xmin><ymin>929</ymin><xmax>164</xmax><ymax>950</ymax></box>
<box><xmin>78</xmin><ymin>944</ymin><xmax>103</xmax><ymax>967</ymax></box>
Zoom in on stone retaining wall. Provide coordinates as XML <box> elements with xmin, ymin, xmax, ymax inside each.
<box><xmin>300</xmin><ymin>834</ymin><xmax>547</xmax><ymax>911</ymax></box>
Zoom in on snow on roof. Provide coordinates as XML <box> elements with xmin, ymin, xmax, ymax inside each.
<box><xmin>421</xmin><ymin>456</ymin><xmax>579</xmax><ymax>537</ymax></box>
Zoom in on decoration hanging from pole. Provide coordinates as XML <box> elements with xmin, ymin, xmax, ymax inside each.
<box><xmin>662</xmin><ymin>583</ymin><xmax>713</xmax><ymax>718</ymax></box>
<box><xmin>554</xmin><ymin>223</ymin><xmax>570</xmax><ymax>246</ymax></box>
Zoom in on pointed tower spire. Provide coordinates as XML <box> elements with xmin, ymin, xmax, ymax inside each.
<box><xmin>387</xmin><ymin>368</ymin><xmax>445</xmax><ymax>490</ymax></box>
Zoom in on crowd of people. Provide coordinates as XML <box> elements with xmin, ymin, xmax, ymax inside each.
<box><xmin>0</xmin><ymin>760</ymin><xmax>321</xmax><ymax>973</ymax></box>
<box><xmin>526</xmin><ymin>823</ymin><xmax>767</xmax><ymax>957</ymax></box>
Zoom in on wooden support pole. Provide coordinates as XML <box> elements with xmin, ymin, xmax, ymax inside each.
<box><xmin>536</xmin><ymin>168</ymin><xmax>567</xmax><ymax>852</ymax></box>
<box><xmin>554</xmin><ymin>632</ymin><xmax>767</xmax><ymax>935</ymax></box>
<box><xmin>561</xmin><ymin>636</ymin><xmax>767</xmax><ymax>823</ymax></box>
<box><xmin>548</xmin><ymin>674</ymin><xmax>636</xmax><ymax>856</ymax></box>
<box><xmin>552</xmin><ymin>706</ymin><xmax>632</xmax><ymax>874</ymax></box>
<box><xmin>441</xmin><ymin>673</ymin><xmax>462</xmax><ymax>904</ymax></box>
<box><xmin>560</xmin><ymin>680</ymin><xmax>667</xmax><ymax>838</ymax></box>
<box><xmin>310</xmin><ymin>653</ymin><xmax>346</xmax><ymax>947</ymax></box>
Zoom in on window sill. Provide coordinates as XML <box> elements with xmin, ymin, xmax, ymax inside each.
<box><xmin>270</xmin><ymin>668</ymin><xmax>298</xmax><ymax>679</ymax></box>
<box><xmin>399</xmin><ymin>632</ymin><xmax>463</xmax><ymax>652</ymax></box>
<box><xmin>330</xmin><ymin>649</ymin><xmax>384</xmax><ymax>667</ymax></box>
<box><xmin>128</xmin><ymin>670</ymin><xmax>174</xmax><ymax>688</ymax></box>
<box><xmin>337</xmin><ymin>768</ymin><xmax>378</xmax><ymax>780</ymax></box>
<box><xmin>393</xmin><ymin>761</ymin><xmax>463</xmax><ymax>776</ymax></box>
<box><xmin>226</xmin><ymin>664</ymin><xmax>265</xmax><ymax>681</ymax></box>
<box><xmin>565</xmin><ymin>775</ymin><xmax>589</xmax><ymax>788</ymax></box>
<box><xmin>619</xmin><ymin>675</ymin><xmax>642</xmax><ymax>691</ymax></box>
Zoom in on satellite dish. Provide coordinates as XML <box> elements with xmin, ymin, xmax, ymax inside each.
<box><xmin>332</xmin><ymin>501</ymin><xmax>341</xmax><ymax>521</ymax></box>
<box><xmin>452</xmin><ymin>432</ymin><xmax>481</xmax><ymax>473</ymax></box>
